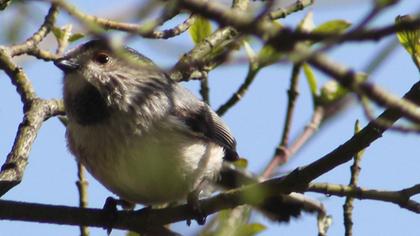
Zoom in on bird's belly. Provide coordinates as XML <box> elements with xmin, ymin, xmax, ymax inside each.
<box><xmin>72</xmin><ymin>126</ymin><xmax>224</xmax><ymax>205</ymax></box>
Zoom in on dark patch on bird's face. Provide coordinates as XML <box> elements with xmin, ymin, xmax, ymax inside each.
<box><xmin>65</xmin><ymin>83</ymin><xmax>110</xmax><ymax>126</ymax></box>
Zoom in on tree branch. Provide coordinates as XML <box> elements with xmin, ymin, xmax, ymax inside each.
<box><xmin>52</xmin><ymin>0</ymin><xmax>194</xmax><ymax>39</ymax></box>
<box><xmin>274</xmin><ymin>81</ymin><xmax>420</xmax><ymax>189</ymax></box>
<box><xmin>269</xmin><ymin>0</ymin><xmax>314</xmax><ymax>20</ymax></box>
<box><xmin>216</xmin><ymin>63</ymin><xmax>259</xmax><ymax>116</ymax></box>
<box><xmin>0</xmin><ymin>99</ymin><xmax>64</xmax><ymax>196</ymax></box>
<box><xmin>0</xmin><ymin>174</ymin><xmax>323</xmax><ymax>233</ymax></box>
<box><xmin>9</xmin><ymin>4</ymin><xmax>58</xmax><ymax>57</ymax></box>
<box><xmin>308</xmin><ymin>183</ymin><xmax>420</xmax><ymax>214</ymax></box>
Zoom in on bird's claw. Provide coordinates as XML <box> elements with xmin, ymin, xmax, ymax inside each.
<box><xmin>102</xmin><ymin>197</ymin><xmax>119</xmax><ymax>235</ymax></box>
<box><xmin>187</xmin><ymin>191</ymin><xmax>207</xmax><ymax>226</ymax></box>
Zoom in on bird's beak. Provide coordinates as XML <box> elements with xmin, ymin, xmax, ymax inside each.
<box><xmin>54</xmin><ymin>57</ymin><xmax>80</xmax><ymax>73</ymax></box>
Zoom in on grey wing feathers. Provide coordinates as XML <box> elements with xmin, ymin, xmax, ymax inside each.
<box><xmin>172</xmin><ymin>85</ymin><xmax>238</xmax><ymax>161</ymax></box>
<box><xmin>209</xmin><ymin>112</ymin><xmax>237</xmax><ymax>150</ymax></box>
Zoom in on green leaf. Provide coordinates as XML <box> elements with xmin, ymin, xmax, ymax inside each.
<box><xmin>303</xmin><ymin>63</ymin><xmax>319</xmax><ymax>102</ymax></box>
<box><xmin>126</xmin><ymin>231</ymin><xmax>140</xmax><ymax>236</ymax></box>
<box><xmin>395</xmin><ymin>15</ymin><xmax>420</xmax><ymax>56</ymax></box>
<box><xmin>68</xmin><ymin>33</ymin><xmax>85</xmax><ymax>42</ymax></box>
<box><xmin>354</xmin><ymin>119</ymin><xmax>361</xmax><ymax>134</ymax></box>
<box><xmin>52</xmin><ymin>27</ymin><xmax>64</xmax><ymax>41</ymax></box>
<box><xmin>235</xmin><ymin>223</ymin><xmax>267</xmax><ymax>236</ymax></box>
<box><xmin>319</xmin><ymin>80</ymin><xmax>347</xmax><ymax>104</ymax></box>
<box><xmin>189</xmin><ymin>16</ymin><xmax>212</xmax><ymax>44</ymax></box>
<box><xmin>375</xmin><ymin>0</ymin><xmax>399</xmax><ymax>8</ymax></box>
<box><xmin>313</xmin><ymin>20</ymin><xmax>352</xmax><ymax>34</ymax></box>
<box><xmin>258</xmin><ymin>45</ymin><xmax>284</xmax><ymax>67</ymax></box>
<box><xmin>233</xmin><ymin>158</ymin><xmax>248</xmax><ymax>169</ymax></box>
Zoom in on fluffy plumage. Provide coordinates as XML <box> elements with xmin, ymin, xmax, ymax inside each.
<box><xmin>56</xmin><ymin>39</ymin><xmax>238</xmax><ymax>204</ymax></box>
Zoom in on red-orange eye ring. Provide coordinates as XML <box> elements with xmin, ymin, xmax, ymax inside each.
<box><xmin>93</xmin><ymin>52</ymin><xmax>110</xmax><ymax>64</ymax></box>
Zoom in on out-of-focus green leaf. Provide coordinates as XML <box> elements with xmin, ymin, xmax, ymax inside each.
<box><xmin>375</xmin><ymin>0</ymin><xmax>399</xmax><ymax>8</ymax></box>
<box><xmin>52</xmin><ymin>27</ymin><xmax>64</xmax><ymax>41</ymax></box>
<box><xmin>233</xmin><ymin>158</ymin><xmax>248</xmax><ymax>169</ymax></box>
<box><xmin>257</xmin><ymin>21</ymin><xmax>285</xmax><ymax>66</ymax></box>
<box><xmin>126</xmin><ymin>231</ymin><xmax>140</xmax><ymax>236</ymax></box>
<box><xmin>200</xmin><ymin>207</ymin><xmax>254</xmax><ymax>236</ymax></box>
<box><xmin>303</xmin><ymin>63</ymin><xmax>319</xmax><ymax>107</ymax></box>
<box><xmin>313</xmin><ymin>20</ymin><xmax>352</xmax><ymax>34</ymax></box>
<box><xmin>395</xmin><ymin>15</ymin><xmax>420</xmax><ymax>56</ymax></box>
<box><xmin>354</xmin><ymin>119</ymin><xmax>361</xmax><ymax>134</ymax></box>
<box><xmin>320</xmin><ymin>80</ymin><xmax>347</xmax><ymax>104</ymax></box>
<box><xmin>189</xmin><ymin>16</ymin><xmax>212</xmax><ymax>44</ymax></box>
<box><xmin>234</xmin><ymin>223</ymin><xmax>267</xmax><ymax>236</ymax></box>
<box><xmin>69</xmin><ymin>33</ymin><xmax>85</xmax><ymax>42</ymax></box>
<box><xmin>258</xmin><ymin>45</ymin><xmax>284</xmax><ymax>67</ymax></box>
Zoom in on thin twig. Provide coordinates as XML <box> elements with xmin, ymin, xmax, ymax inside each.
<box><xmin>359</xmin><ymin>95</ymin><xmax>420</xmax><ymax>132</ymax></box>
<box><xmin>76</xmin><ymin>163</ymin><xmax>89</xmax><ymax>236</ymax></box>
<box><xmin>179</xmin><ymin>0</ymin><xmax>420</xmax><ymax>123</ymax></box>
<box><xmin>0</xmin><ymin>48</ymin><xmax>37</xmax><ymax>107</ymax></box>
<box><xmin>53</xmin><ymin>0</ymin><xmax>194</xmax><ymax>39</ymax></box>
<box><xmin>279</xmin><ymin>63</ymin><xmax>302</xmax><ymax>148</ymax></box>
<box><xmin>274</xmin><ymin>81</ymin><xmax>420</xmax><ymax>189</ymax></box>
<box><xmin>262</xmin><ymin>63</ymin><xmax>302</xmax><ymax>178</ymax></box>
<box><xmin>199</xmin><ymin>72</ymin><xmax>210</xmax><ymax>104</ymax></box>
<box><xmin>343</xmin><ymin>120</ymin><xmax>364</xmax><ymax>236</ymax></box>
<box><xmin>316</xmin><ymin>3</ymin><xmax>383</xmax><ymax>54</ymax></box>
<box><xmin>9</xmin><ymin>4</ymin><xmax>58</xmax><ymax>57</ymax></box>
<box><xmin>216</xmin><ymin>64</ymin><xmax>259</xmax><ymax>116</ymax></box>
<box><xmin>179</xmin><ymin>0</ymin><xmax>420</xmax><ymax>44</ymax></box>
<box><xmin>307</xmin><ymin>48</ymin><xmax>420</xmax><ymax>124</ymax></box>
<box><xmin>262</xmin><ymin>105</ymin><xmax>325</xmax><ymax>178</ymax></box>
<box><xmin>269</xmin><ymin>0</ymin><xmax>314</xmax><ymax>20</ymax></box>
<box><xmin>309</xmin><ymin>183</ymin><xmax>420</xmax><ymax>214</ymax></box>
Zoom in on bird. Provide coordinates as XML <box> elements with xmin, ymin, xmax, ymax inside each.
<box><xmin>55</xmin><ymin>39</ymin><xmax>238</xmax><ymax>211</ymax></box>
<box><xmin>54</xmin><ymin>39</ymin><xmax>308</xmax><ymax>228</ymax></box>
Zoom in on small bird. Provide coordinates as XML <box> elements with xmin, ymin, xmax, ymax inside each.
<box><xmin>55</xmin><ymin>39</ymin><xmax>239</xmax><ymax>210</ymax></box>
<box><xmin>55</xmin><ymin>40</ymin><xmax>309</xmax><ymax>228</ymax></box>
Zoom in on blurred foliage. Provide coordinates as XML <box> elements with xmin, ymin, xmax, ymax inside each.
<box><xmin>189</xmin><ymin>16</ymin><xmax>213</xmax><ymax>45</ymax></box>
<box><xmin>395</xmin><ymin>15</ymin><xmax>420</xmax><ymax>68</ymax></box>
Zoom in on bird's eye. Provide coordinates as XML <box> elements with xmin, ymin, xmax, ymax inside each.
<box><xmin>93</xmin><ymin>52</ymin><xmax>110</xmax><ymax>64</ymax></box>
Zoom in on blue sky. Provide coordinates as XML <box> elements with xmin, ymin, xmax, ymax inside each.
<box><xmin>1</xmin><ymin>0</ymin><xmax>420</xmax><ymax>235</ymax></box>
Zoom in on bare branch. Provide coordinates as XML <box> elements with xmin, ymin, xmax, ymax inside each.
<box><xmin>9</xmin><ymin>4</ymin><xmax>58</xmax><ymax>57</ymax></box>
<box><xmin>269</xmin><ymin>0</ymin><xmax>314</xmax><ymax>20</ymax></box>
<box><xmin>52</xmin><ymin>0</ymin><xmax>194</xmax><ymax>39</ymax></box>
<box><xmin>262</xmin><ymin>63</ymin><xmax>302</xmax><ymax>178</ymax></box>
<box><xmin>309</xmin><ymin>183</ymin><xmax>420</xmax><ymax>214</ymax></box>
<box><xmin>0</xmin><ymin>48</ymin><xmax>36</xmax><ymax>108</ymax></box>
<box><xmin>76</xmin><ymin>163</ymin><xmax>89</xmax><ymax>236</ymax></box>
<box><xmin>0</xmin><ymin>174</ymin><xmax>324</xmax><ymax>233</ymax></box>
<box><xmin>0</xmin><ymin>99</ymin><xmax>64</xmax><ymax>196</ymax></box>
<box><xmin>216</xmin><ymin>63</ymin><xmax>259</xmax><ymax>116</ymax></box>
<box><xmin>262</xmin><ymin>105</ymin><xmax>325</xmax><ymax>178</ymax></box>
<box><xmin>306</xmin><ymin>49</ymin><xmax>420</xmax><ymax>124</ymax></box>
<box><xmin>275</xmin><ymin>81</ymin><xmax>420</xmax><ymax>188</ymax></box>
